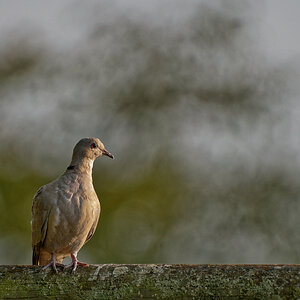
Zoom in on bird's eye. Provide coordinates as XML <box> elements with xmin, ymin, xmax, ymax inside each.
<box><xmin>91</xmin><ymin>143</ymin><xmax>97</xmax><ymax>149</ymax></box>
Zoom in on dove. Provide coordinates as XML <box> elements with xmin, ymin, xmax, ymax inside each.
<box><xmin>31</xmin><ymin>137</ymin><xmax>114</xmax><ymax>273</ymax></box>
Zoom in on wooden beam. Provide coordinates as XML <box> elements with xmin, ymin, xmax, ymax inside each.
<box><xmin>0</xmin><ymin>264</ymin><xmax>299</xmax><ymax>299</ymax></box>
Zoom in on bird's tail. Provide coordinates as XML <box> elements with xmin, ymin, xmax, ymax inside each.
<box><xmin>32</xmin><ymin>244</ymin><xmax>41</xmax><ymax>265</ymax></box>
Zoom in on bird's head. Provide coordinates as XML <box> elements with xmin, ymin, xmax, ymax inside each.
<box><xmin>72</xmin><ymin>137</ymin><xmax>114</xmax><ymax>161</ymax></box>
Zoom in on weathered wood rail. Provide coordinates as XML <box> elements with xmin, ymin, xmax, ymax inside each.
<box><xmin>0</xmin><ymin>264</ymin><xmax>299</xmax><ymax>299</ymax></box>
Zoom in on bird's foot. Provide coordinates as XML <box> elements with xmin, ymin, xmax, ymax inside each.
<box><xmin>41</xmin><ymin>253</ymin><xmax>62</xmax><ymax>273</ymax></box>
<box><xmin>77</xmin><ymin>261</ymin><xmax>89</xmax><ymax>267</ymax></box>
<box><xmin>64</xmin><ymin>254</ymin><xmax>89</xmax><ymax>272</ymax></box>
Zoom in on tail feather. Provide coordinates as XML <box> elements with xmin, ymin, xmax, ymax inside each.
<box><xmin>32</xmin><ymin>244</ymin><xmax>41</xmax><ymax>265</ymax></box>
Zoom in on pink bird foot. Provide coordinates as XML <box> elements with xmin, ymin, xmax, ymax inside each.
<box><xmin>64</xmin><ymin>253</ymin><xmax>89</xmax><ymax>272</ymax></box>
<box><xmin>41</xmin><ymin>253</ymin><xmax>63</xmax><ymax>274</ymax></box>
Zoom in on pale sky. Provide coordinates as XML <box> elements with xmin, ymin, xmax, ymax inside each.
<box><xmin>261</xmin><ymin>0</ymin><xmax>300</xmax><ymax>63</ymax></box>
<box><xmin>0</xmin><ymin>0</ymin><xmax>299</xmax><ymax>64</ymax></box>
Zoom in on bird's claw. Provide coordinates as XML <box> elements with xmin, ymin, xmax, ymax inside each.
<box><xmin>64</xmin><ymin>260</ymin><xmax>89</xmax><ymax>273</ymax></box>
<box><xmin>41</xmin><ymin>254</ymin><xmax>64</xmax><ymax>273</ymax></box>
<box><xmin>42</xmin><ymin>261</ymin><xmax>60</xmax><ymax>274</ymax></box>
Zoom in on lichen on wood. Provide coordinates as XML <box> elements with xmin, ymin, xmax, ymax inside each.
<box><xmin>0</xmin><ymin>264</ymin><xmax>299</xmax><ymax>299</ymax></box>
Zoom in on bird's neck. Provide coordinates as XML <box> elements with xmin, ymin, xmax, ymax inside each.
<box><xmin>67</xmin><ymin>157</ymin><xmax>94</xmax><ymax>175</ymax></box>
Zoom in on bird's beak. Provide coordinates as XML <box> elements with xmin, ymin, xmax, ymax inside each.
<box><xmin>102</xmin><ymin>149</ymin><xmax>114</xmax><ymax>159</ymax></box>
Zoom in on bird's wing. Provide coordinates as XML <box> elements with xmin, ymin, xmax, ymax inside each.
<box><xmin>31</xmin><ymin>186</ymin><xmax>51</xmax><ymax>265</ymax></box>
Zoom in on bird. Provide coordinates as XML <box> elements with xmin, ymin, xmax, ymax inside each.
<box><xmin>31</xmin><ymin>137</ymin><xmax>114</xmax><ymax>273</ymax></box>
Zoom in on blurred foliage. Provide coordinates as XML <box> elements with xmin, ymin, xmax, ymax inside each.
<box><xmin>0</xmin><ymin>0</ymin><xmax>299</xmax><ymax>264</ymax></box>
<box><xmin>90</xmin><ymin>158</ymin><xmax>183</xmax><ymax>263</ymax></box>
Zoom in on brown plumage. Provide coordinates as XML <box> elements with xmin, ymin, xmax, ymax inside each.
<box><xmin>31</xmin><ymin>137</ymin><xmax>114</xmax><ymax>272</ymax></box>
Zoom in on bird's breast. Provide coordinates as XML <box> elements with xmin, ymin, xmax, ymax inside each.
<box><xmin>44</xmin><ymin>175</ymin><xmax>100</xmax><ymax>254</ymax></box>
